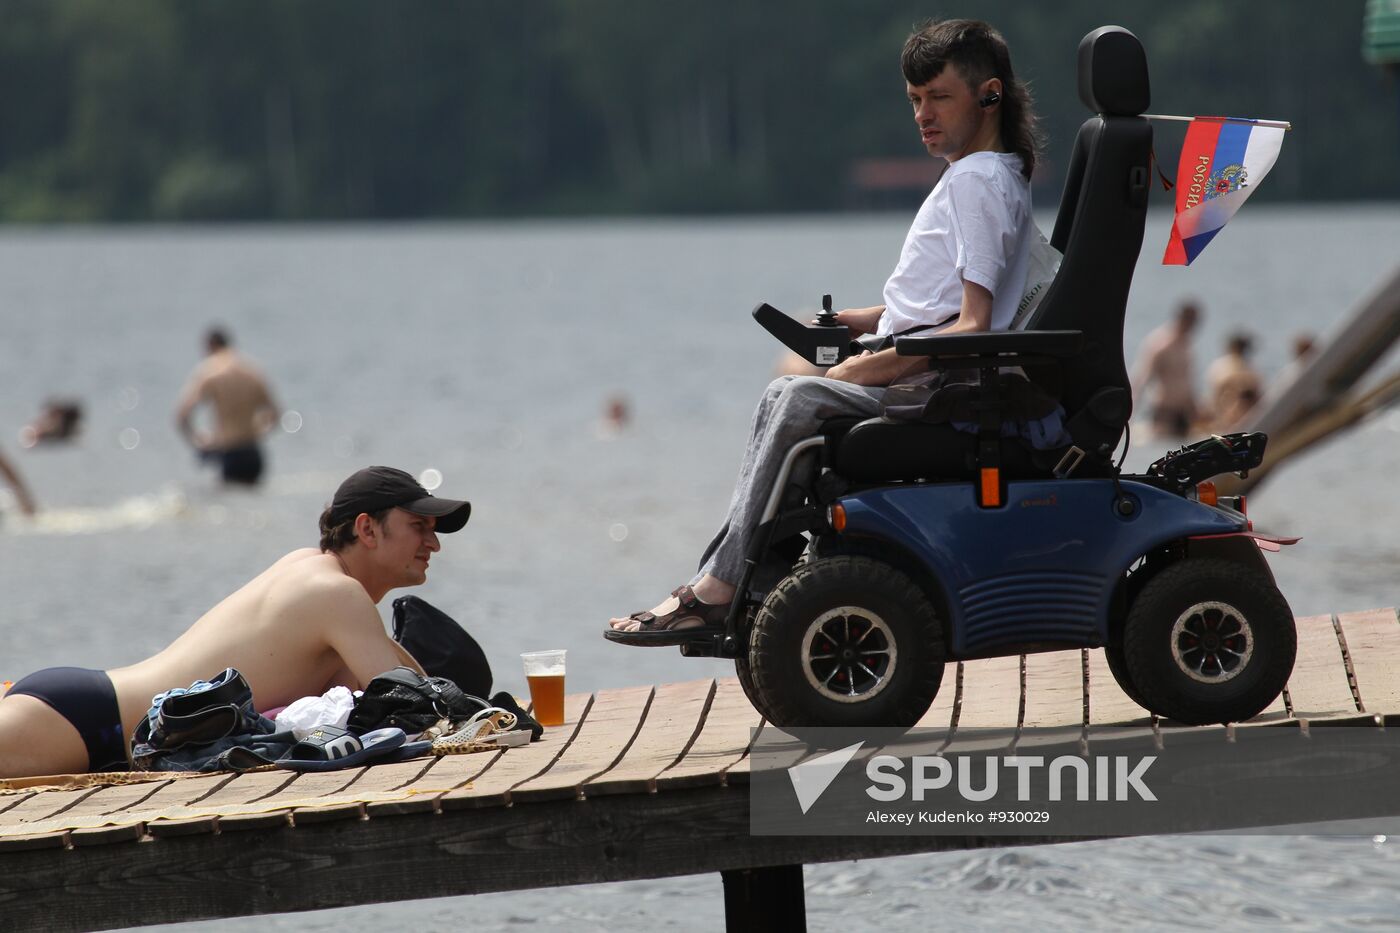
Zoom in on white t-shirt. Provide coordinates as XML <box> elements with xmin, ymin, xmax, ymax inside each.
<box><xmin>877</xmin><ymin>151</ymin><xmax>1033</xmax><ymax>338</ymax></box>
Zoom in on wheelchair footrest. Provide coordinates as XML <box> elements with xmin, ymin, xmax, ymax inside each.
<box><xmin>679</xmin><ymin>633</ymin><xmax>741</xmax><ymax>659</ymax></box>
<box><xmin>1146</xmin><ymin>431</ymin><xmax>1267</xmax><ymax>490</ymax></box>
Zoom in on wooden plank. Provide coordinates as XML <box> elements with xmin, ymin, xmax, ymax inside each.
<box><xmin>209</xmin><ymin>768</ymin><xmax>372</xmax><ymax>826</ymax></box>
<box><xmin>364</xmin><ymin>751</ymin><xmax>506</xmax><ymax>817</ymax></box>
<box><xmin>114</xmin><ymin>772</ymin><xmax>230</xmax><ymax>807</ymax></box>
<box><xmin>0</xmin><ymin>774</ymin><xmax>231</xmax><ymax>839</ymax></box>
<box><xmin>162</xmin><ymin>770</ymin><xmax>295</xmax><ymax>811</ymax></box>
<box><xmin>69</xmin><ymin>824</ymin><xmax>143</xmax><ymax>847</ymax></box>
<box><xmin>117</xmin><ymin>771</ymin><xmax>298</xmax><ymax>838</ymax></box>
<box><xmin>953</xmin><ymin>655</ymin><xmax>1023</xmax><ymax>728</ymax></box>
<box><xmin>583</xmin><ymin>678</ymin><xmax>717</xmax><ymax>797</ymax></box>
<box><xmin>439</xmin><ymin>690</ymin><xmax>598</xmax><ymax>809</ymax></box>
<box><xmin>21</xmin><ymin>779</ymin><xmax>173</xmax><ymax>825</ymax></box>
<box><xmin>1286</xmin><ymin>612</ymin><xmax>1358</xmax><ymax>717</ymax></box>
<box><xmin>658</xmin><ymin>679</ymin><xmax>761</xmax><ymax>787</ymax></box>
<box><xmin>1086</xmin><ymin>648</ymin><xmax>1151</xmax><ymax>726</ymax></box>
<box><xmin>0</xmin><ymin>830</ymin><xmax>67</xmax><ymax>853</ymax></box>
<box><xmin>368</xmin><ymin>691</ymin><xmax>596</xmax><ymax>816</ymax></box>
<box><xmin>217</xmin><ymin>812</ymin><xmax>294</xmax><ymax>833</ymax></box>
<box><xmin>146</xmin><ymin>818</ymin><xmax>218</xmax><ymax>839</ymax></box>
<box><xmin>252</xmin><ymin>768</ymin><xmax>368</xmax><ymax>804</ymax></box>
<box><xmin>292</xmin><ymin>724</ymin><xmax>573</xmax><ymax>821</ymax></box>
<box><xmin>290</xmin><ymin>804</ymin><xmax>364</xmax><ymax>825</ymax></box>
<box><xmin>1336</xmin><ymin>608</ymin><xmax>1400</xmax><ymax>714</ymax></box>
<box><xmin>1022</xmin><ymin>650</ymin><xmax>1087</xmax><ymax>729</ymax></box>
<box><xmin>339</xmin><ymin>755</ymin><xmax>438</xmax><ymax>791</ymax></box>
<box><xmin>0</xmin><ymin>792</ymin><xmax>34</xmax><ymax>815</ymax></box>
<box><xmin>510</xmin><ymin>685</ymin><xmax>656</xmax><ymax>803</ymax></box>
<box><xmin>0</xmin><ymin>787</ymin><xmax>103</xmax><ymax>836</ymax></box>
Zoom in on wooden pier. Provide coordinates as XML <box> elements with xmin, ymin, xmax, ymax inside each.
<box><xmin>2</xmin><ymin>607</ymin><xmax>1398</xmax><ymax>932</ymax></box>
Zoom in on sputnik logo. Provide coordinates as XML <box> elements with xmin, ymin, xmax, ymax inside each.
<box><xmin>787</xmin><ymin>741</ymin><xmax>865</xmax><ymax>814</ymax></box>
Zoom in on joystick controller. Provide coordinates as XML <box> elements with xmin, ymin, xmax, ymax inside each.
<box><xmin>751</xmin><ymin>292</ymin><xmax>853</xmax><ymax>367</ymax></box>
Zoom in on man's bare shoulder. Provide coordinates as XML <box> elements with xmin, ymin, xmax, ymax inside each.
<box><xmin>264</xmin><ymin>550</ymin><xmax>371</xmax><ymax>613</ymax></box>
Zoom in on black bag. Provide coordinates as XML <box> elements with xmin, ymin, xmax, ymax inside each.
<box><xmin>392</xmin><ymin>595</ymin><xmax>493</xmax><ymax>697</ymax></box>
<box><xmin>134</xmin><ymin>667</ymin><xmax>261</xmax><ymax>750</ymax></box>
<box><xmin>347</xmin><ymin>666</ymin><xmax>489</xmax><ymax>734</ymax></box>
<box><xmin>130</xmin><ymin>668</ymin><xmax>276</xmax><ymax>768</ymax></box>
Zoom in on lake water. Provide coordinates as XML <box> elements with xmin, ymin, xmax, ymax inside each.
<box><xmin>2</xmin><ymin>206</ymin><xmax>1399</xmax><ymax>930</ymax></box>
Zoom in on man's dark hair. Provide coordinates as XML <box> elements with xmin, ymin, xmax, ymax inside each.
<box><xmin>1178</xmin><ymin>301</ymin><xmax>1202</xmax><ymax>328</ymax></box>
<box><xmin>206</xmin><ymin>327</ymin><xmax>230</xmax><ymax>351</ymax></box>
<box><xmin>1227</xmin><ymin>332</ymin><xmax>1254</xmax><ymax>357</ymax></box>
<box><xmin>319</xmin><ymin>505</ymin><xmax>392</xmax><ymax>553</ymax></box>
<box><xmin>901</xmin><ymin>19</ymin><xmax>1042</xmax><ymax>179</ymax></box>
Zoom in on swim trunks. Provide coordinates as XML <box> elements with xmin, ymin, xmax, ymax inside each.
<box><xmin>203</xmin><ymin>445</ymin><xmax>264</xmax><ymax>485</ymax></box>
<box><xmin>6</xmin><ymin>667</ymin><xmax>129</xmax><ymax>771</ymax></box>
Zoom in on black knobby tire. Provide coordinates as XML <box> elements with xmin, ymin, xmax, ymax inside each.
<box><xmin>1104</xmin><ymin>636</ymin><xmax>1150</xmax><ymax>710</ymax></box>
<box><xmin>747</xmin><ymin>556</ymin><xmax>945</xmax><ymax>728</ymax></box>
<box><xmin>1123</xmin><ymin>558</ymin><xmax>1296</xmax><ymax>725</ymax></box>
<box><xmin>734</xmin><ymin>652</ymin><xmax>764</xmax><ymax>717</ymax></box>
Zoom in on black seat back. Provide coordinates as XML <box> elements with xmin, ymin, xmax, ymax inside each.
<box><xmin>1025</xmin><ymin>26</ymin><xmax>1152</xmax><ymax>459</ymax></box>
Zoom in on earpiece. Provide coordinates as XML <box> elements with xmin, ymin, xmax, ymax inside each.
<box><xmin>978</xmin><ymin>90</ymin><xmax>1001</xmax><ymax>108</ymax></box>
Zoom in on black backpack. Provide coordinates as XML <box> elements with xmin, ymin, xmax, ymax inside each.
<box><xmin>391</xmin><ymin>595</ymin><xmax>493</xmax><ymax>696</ymax></box>
<box><xmin>346</xmin><ymin>666</ymin><xmax>490</xmax><ymax>734</ymax></box>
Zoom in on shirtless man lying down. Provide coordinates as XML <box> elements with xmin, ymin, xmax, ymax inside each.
<box><xmin>0</xmin><ymin>466</ymin><xmax>471</xmax><ymax>779</ymax></box>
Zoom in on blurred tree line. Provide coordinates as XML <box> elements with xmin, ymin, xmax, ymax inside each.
<box><xmin>0</xmin><ymin>0</ymin><xmax>1394</xmax><ymax>221</ymax></box>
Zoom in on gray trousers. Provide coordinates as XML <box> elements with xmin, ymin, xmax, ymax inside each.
<box><xmin>697</xmin><ymin>375</ymin><xmax>886</xmax><ymax>585</ymax></box>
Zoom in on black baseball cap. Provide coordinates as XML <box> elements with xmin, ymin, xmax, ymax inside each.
<box><xmin>328</xmin><ymin>466</ymin><xmax>472</xmax><ymax>533</ymax></box>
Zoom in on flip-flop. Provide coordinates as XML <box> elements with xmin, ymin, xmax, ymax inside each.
<box><xmin>385</xmin><ymin>739</ymin><xmax>435</xmax><ymax>763</ymax></box>
<box><xmin>604</xmin><ymin>585</ymin><xmax>730</xmax><ymax>647</ymax></box>
<box><xmin>275</xmin><ymin>725</ymin><xmax>407</xmax><ymax>772</ymax></box>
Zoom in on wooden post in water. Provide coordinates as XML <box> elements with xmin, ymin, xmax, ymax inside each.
<box><xmin>722</xmin><ymin>864</ymin><xmax>807</xmax><ymax>932</ymax></box>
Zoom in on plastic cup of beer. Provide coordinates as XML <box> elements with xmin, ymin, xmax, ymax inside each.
<box><xmin>521</xmin><ymin>650</ymin><xmax>566</xmax><ymax>727</ymax></box>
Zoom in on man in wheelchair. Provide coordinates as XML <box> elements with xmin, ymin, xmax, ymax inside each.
<box><xmin>608</xmin><ymin>18</ymin><xmax>1052</xmax><ymax>643</ymax></box>
<box><xmin>607</xmin><ymin>23</ymin><xmax>1297</xmax><ymax>730</ymax></box>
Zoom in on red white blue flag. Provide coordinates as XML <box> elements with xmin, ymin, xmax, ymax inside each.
<box><xmin>1163</xmin><ymin>117</ymin><xmax>1286</xmax><ymax>265</ymax></box>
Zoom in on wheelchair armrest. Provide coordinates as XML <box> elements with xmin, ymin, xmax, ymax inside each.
<box><xmin>894</xmin><ymin>329</ymin><xmax>1084</xmax><ymax>360</ymax></box>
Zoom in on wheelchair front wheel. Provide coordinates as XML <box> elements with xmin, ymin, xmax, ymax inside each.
<box><xmin>1123</xmin><ymin>558</ymin><xmax>1296</xmax><ymax>725</ymax></box>
<box><xmin>748</xmin><ymin>555</ymin><xmax>945</xmax><ymax>728</ymax></box>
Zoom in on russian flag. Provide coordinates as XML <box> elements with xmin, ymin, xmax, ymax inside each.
<box><xmin>1163</xmin><ymin>117</ymin><xmax>1286</xmax><ymax>265</ymax></box>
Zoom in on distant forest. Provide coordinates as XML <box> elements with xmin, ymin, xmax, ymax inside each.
<box><xmin>1</xmin><ymin>0</ymin><xmax>1395</xmax><ymax>221</ymax></box>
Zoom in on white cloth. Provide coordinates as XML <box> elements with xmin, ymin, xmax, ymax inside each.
<box><xmin>273</xmin><ymin>685</ymin><xmax>356</xmax><ymax>739</ymax></box>
<box><xmin>878</xmin><ymin>151</ymin><xmax>1033</xmax><ymax>338</ymax></box>
<box><xmin>1010</xmin><ymin>224</ymin><xmax>1061</xmax><ymax>330</ymax></box>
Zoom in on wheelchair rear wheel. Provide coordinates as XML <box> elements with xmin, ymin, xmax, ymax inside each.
<box><xmin>734</xmin><ymin>653</ymin><xmax>761</xmax><ymax>711</ymax></box>
<box><xmin>747</xmin><ymin>555</ymin><xmax>945</xmax><ymax>728</ymax></box>
<box><xmin>1104</xmin><ymin>636</ymin><xmax>1150</xmax><ymax>711</ymax></box>
<box><xmin>1123</xmin><ymin>558</ymin><xmax>1296</xmax><ymax>725</ymax></box>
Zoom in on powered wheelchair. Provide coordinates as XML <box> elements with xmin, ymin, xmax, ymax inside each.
<box><xmin>623</xmin><ymin>26</ymin><xmax>1299</xmax><ymax>729</ymax></box>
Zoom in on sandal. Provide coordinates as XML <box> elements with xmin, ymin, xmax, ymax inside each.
<box><xmin>604</xmin><ymin>585</ymin><xmax>730</xmax><ymax>647</ymax></box>
<box><xmin>432</xmin><ymin>708</ymin><xmax>530</xmax><ymax>752</ymax></box>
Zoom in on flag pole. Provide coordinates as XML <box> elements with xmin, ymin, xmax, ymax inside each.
<box><xmin>1144</xmin><ymin>113</ymin><xmax>1292</xmax><ymax>131</ymax></box>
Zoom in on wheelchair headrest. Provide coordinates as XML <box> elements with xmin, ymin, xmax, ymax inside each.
<box><xmin>1077</xmin><ymin>26</ymin><xmax>1149</xmax><ymax>116</ymax></box>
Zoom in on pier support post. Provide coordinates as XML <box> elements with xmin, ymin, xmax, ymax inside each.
<box><xmin>721</xmin><ymin>863</ymin><xmax>806</xmax><ymax>932</ymax></box>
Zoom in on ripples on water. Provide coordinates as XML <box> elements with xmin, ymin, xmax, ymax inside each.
<box><xmin>3</xmin><ymin>208</ymin><xmax>1399</xmax><ymax>931</ymax></box>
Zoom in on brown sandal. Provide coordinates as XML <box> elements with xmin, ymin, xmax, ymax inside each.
<box><xmin>604</xmin><ymin>585</ymin><xmax>730</xmax><ymax>647</ymax></box>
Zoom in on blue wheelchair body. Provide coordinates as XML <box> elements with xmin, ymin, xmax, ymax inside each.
<box><xmin>839</xmin><ymin>478</ymin><xmax>1245</xmax><ymax>659</ymax></box>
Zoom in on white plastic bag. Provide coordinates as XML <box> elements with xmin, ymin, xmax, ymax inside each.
<box><xmin>1011</xmin><ymin>226</ymin><xmax>1062</xmax><ymax>330</ymax></box>
<box><xmin>274</xmin><ymin>685</ymin><xmax>356</xmax><ymax>739</ymax></box>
